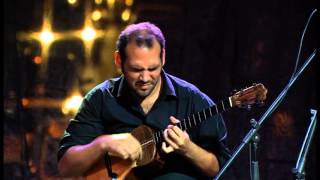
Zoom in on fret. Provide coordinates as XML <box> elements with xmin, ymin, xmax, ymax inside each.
<box><xmin>215</xmin><ymin>105</ymin><xmax>218</xmax><ymax>114</ymax></box>
<box><xmin>157</xmin><ymin>131</ymin><xmax>161</xmax><ymax>143</ymax></box>
<box><xmin>154</xmin><ymin>131</ymin><xmax>158</xmax><ymax>144</ymax></box>
<box><xmin>228</xmin><ymin>97</ymin><xmax>232</xmax><ymax>108</ymax></box>
<box><xmin>183</xmin><ymin>120</ymin><xmax>187</xmax><ymax>130</ymax></box>
<box><xmin>159</xmin><ymin>131</ymin><xmax>162</xmax><ymax>143</ymax></box>
<box><xmin>187</xmin><ymin>118</ymin><xmax>191</xmax><ymax>129</ymax></box>
<box><xmin>159</xmin><ymin>131</ymin><xmax>163</xmax><ymax>143</ymax></box>
<box><xmin>227</xmin><ymin>98</ymin><xmax>231</xmax><ymax>109</ymax></box>
<box><xmin>203</xmin><ymin>109</ymin><xmax>207</xmax><ymax>120</ymax></box>
<box><xmin>192</xmin><ymin>114</ymin><xmax>196</xmax><ymax>125</ymax></box>
<box><xmin>154</xmin><ymin>132</ymin><xmax>158</xmax><ymax>143</ymax></box>
<box><xmin>210</xmin><ymin>107</ymin><xmax>213</xmax><ymax>117</ymax></box>
<box><xmin>197</xmin><ymin>112</ymin><xmax>201</xmax><ymax>123</ymax></box>
<box><xmin>221</xmin><ymin>100</ymin><xmax>225</xmax><ymax>111</ymax></box>
<box><xmin>180</xmin><ymin>121</ymin><xmax>184</xmax><ymax>130</ymax></box>
<box><xmin>190</xmin><ymin>116</ymin><xmax>196</xmax><ymax>127</ymax></box>
<box><xmin>179</xmin><ymin>122</ymin><xmax>183</xmax><ymax>130</ymax></box>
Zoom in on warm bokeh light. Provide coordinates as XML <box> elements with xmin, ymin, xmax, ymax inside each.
<box><xmin>67</xmin><ymin>52</ymin><xmax>75</xmax><ymax>61</ymax></box>
<box><xmin>125</xmin><ymin>0</ymin><xmax>134</xmax><ymax>6</ymax></box>
<box><xmin>107</xmin><ymin>0</ymin><xmax>115</xmax><ymax>8</ymax></box>
<box><xmin>22</xmin><ymin>98</ymin><xmax>30</xmax><ymax>107</ymax></box>
<box><xmin>121</xmin><ymin>9</ymin><xmax>131</xmax><ymax>22</ymax></box>
<box><xmin>33</xmin><ymin>56</ymin><xmax>42</xmax><ymax>64</ymax></box>
<box><xmin>40</xmin><ymin>30</ymin><xmax>54</xmax><ymax>44</ymax></box>
<box><xmin>81</xmin><ymin>27</ymin><xmax>96</xmax><ymax>41</ymax></box>
<box><xmin>92</xmin><ymin>10</ymin><xmax>102</xmax><ymax>21</ymax></box>
<box><xmin>67</xmin><ymin>0</ymin><xmax>77</xmax><ymax>5</ymax></box>
<box><xmin>61</xmin><ymin>94</ymin><xmax>83</xmax><ymax>115</ymax></box>
<box><xmin>95</xmin><ymin>0</ymin><xmax>103</xmax><ymax>5</ymax></box>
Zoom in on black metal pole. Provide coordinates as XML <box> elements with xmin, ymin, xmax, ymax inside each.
<box><xmin>292</xmin><ymin>109</ymin><xmax>317</xmax><ymax>180</ymax></box>
<box><xmin>249</xmin><ymin>119</ymin><xmax>260</xmax><ymax>180</ymax></box>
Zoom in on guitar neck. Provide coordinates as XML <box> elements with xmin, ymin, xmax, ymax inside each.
<box><xmin>153</xmin><ymin>97</ymin><xmax>233</xmax><ymax>144</ymax></box>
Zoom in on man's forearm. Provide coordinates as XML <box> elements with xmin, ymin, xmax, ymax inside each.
<box><xmin>183</xmin><ymin>141</ymin><xmax>220</xmax><ymax>177</ymax></box>
<box><xmin>58</xmin><ymin>140</ymin><xmax>105</xmax><ymax>177</ymax></box>
<box><xmin>58</xmin><ymin>133</ymin><xmax>142</xmax><ymax>177</ymax></box>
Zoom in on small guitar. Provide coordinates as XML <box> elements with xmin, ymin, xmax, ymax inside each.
<box><xmin>85</xmin><ymin>83</ymin><xmax>268</xmax><ymax>180</ymax></box>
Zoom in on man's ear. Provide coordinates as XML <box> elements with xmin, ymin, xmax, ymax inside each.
<box><xmin>114</xmin><ymin>51</ymin><xmax>122</xmax><ymax>69</ymax></box>
<box><xmin>162</xmin><ymin>48</ymin><xmax>166</xmax><ymax>66</ymax></box>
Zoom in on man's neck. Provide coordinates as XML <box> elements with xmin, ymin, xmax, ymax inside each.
<box><xmin>140</xmin><ymin>77</ymin><xmax>162</xmax><ymax>114</ymax></box>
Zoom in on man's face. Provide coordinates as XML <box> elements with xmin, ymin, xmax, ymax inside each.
<box><xmin>122</xmin><ymin>40</ymin><xmax>163</xmax><ymax>99</ymax></box>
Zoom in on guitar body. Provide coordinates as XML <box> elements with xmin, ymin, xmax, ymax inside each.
<box><xmin>85</xmin><ymin>157</ymin><xmax>135</xmax><ymax>180</ymax></box>
<box><xmin>85</xmin><ymin>125</ymin><xmax>158</xmax><ymax>180</ymax></box>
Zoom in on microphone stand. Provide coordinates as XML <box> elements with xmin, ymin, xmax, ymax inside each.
<box><xmin>214</xmin><ymin>49</ymin><xmax>318</xmax><ymax>180</ymax></box>
<box><xmin>291</xmin><ymin>109</ymin><xmax>317</xmax><ymax>180</ymax></box>
<box><xmin>249</xmin><ymin>118</ymin><xmax>260</xmax><ymax>180</ymax></box>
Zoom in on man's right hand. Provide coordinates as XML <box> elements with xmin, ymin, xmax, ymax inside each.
<box><xmin>94</xmin><ymin>133</ymin><xmax>142</xmax><ymax>161</ymax></box>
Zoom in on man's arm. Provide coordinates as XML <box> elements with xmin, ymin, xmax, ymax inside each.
<box><xmin>58</xmin><ymin>133</ymin><xmax>142</xmax><ymax>177</ymax></box>
<box><xmin>162</xmin><ymin>116</ymin><xmax>220</xmax><ymax>177</ymax></box>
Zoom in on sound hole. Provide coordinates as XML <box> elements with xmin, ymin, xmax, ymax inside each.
<box><xmin>131</xmin><ymin>125</ymin><xmax>157</xmax><ymax>166</ymax></box>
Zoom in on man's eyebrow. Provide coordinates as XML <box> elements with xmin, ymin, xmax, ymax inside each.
<box><xmin>148</xmin><ymin>64</ymin><xmax>161</xmax><ymax>70</ymax></box>
<box><xmin>129</xmin><ymin>64</ymin><xmax>161</xmax><ymax>70</ymax></box>
<box><xmin>130</xmin><ymin>65</ymin><xmax>143</xmax><ymax>69</ymax></box>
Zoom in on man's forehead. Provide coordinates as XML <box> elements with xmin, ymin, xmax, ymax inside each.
<box><xmin>128</xmin><ymin>35</ymin><xmax>159</xmax><ymax>47</ymax></box>
<box><xmin>126</xmin><ymin>38</ymin><xmax>161</xmax><ymax>51</ymax></box>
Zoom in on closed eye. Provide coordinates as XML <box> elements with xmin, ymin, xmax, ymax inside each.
<box><xmin>148</xmin><ymin>66</ymin><xmax>160</xmax><ymax>71</ymax></box>
<box><xmin>130</xmin><ymin>68</ymin><xmax>144</xmax><ymax>72</ymax></box>
<box><xmin>128</xmin><ymin>65</ymin><xmax>161</xmax><ymax>72</ymax></box>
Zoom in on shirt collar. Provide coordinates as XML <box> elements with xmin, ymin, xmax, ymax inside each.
<box><xmin>161</xmin><ymin>70</ymin><xmax>177</xmax><ymax>98</ymax></box>
<box><xmin>116</xmin><ymin>70</ymin><xmax>177</xmax><ymax>98</ymax></box>
<box><xmin>116</xmin><ymin>74</ymin><xmax>125</xmax><ymax>97</ymax></box>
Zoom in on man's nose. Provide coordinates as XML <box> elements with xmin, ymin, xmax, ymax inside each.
<box><xmin>139</xmin><ymin>71</ymin><xmax>151</xmax><ymax>82</ymax></box>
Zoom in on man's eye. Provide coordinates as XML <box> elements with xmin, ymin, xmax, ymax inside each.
<box><xmin>130</xmin><ymin>68</ymin><xmax>143</xmax><ymax>72</ymax></box>
<box><xmin>149</xmin><ymin>66</ymin><xmax>160</xmax><ymax>71</ymax></box>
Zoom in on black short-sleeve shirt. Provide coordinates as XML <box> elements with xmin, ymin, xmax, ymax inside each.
<box><xmin>58</xmin><ymin>71</ymin><xmax>230</xmax><ymax>179</ymax></box>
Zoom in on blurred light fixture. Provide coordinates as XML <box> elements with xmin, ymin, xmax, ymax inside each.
<box><xmin>121</xmin><ymin>8</ymin><xmax>131</xmax><ymax>22</ymax></box>
<box><xmin>39</xmin><ymin>30</ymin><xmax>54</xmax><ymax>44</ymax></box>
<box><xmin>95</xmin><ymin>0</ymin><xmax>103</xmax><ymax>5</ymax></box>
<box><xmin>67</xmin><ymin>0</ymin><xmax>77</xmax><ymax>5</ymax></box>
<box><xmin>33</xmin><ymin>56</ymin><xmax>42</xmax><ymax>64</ymax></box>
<box><xmin>23</xmin><ymin>47</ymin><xmax>32</xmax><ymax>56</ymax></box>
<box><xmin>81</xmin><ymin>27</ymin><xmax>96</xmax><ymax>41</ymax></box>
<box><xmin>92</xmin><ymin>10</ymin><xmax>102</xmax><ymax>21</ymax></box>
<box><xmin>107</xmin><ymin>0</ymin><xmax>115</xmax><ymax>9</ymax></box>
<box><xmin>67</xmin><ymin>52</ymin><xmax>75</xmax><ymax>61</ymax></box>
<box><xmin>125</xmin><ymin>0</ymin><xmax>134</xmax><ymax>6</ymax></box>
<box><xmin>61</xmin><ymin>93</ymin><xmax>83</xmax><ymax>115</ymax></box>
<box><xmin>22</xmin><ymin>98</ymin><xmax>30</xmax><ymax>107</ymax></box>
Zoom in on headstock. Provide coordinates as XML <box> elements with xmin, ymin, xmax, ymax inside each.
<box><xmin>230</xmin><ymin>83</ymin><xmax>268</xmax><ymax>109</ymax></box>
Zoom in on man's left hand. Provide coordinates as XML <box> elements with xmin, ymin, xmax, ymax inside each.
<box><xmin>161</xmin><ymin>116</ymin><xmax>191</xmax><ymax>154</ymax></box>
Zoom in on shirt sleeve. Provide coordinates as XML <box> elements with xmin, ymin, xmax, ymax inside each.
<box><xmin>57</xmin><ymin>89</ymin><xmax>105</xmax><ymax>161</ymax></box>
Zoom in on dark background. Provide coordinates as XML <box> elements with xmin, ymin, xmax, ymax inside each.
<box><xmin>4</xmin><ymin>0</ymin><xmax>319</xmax><ymax>179</ymax></box>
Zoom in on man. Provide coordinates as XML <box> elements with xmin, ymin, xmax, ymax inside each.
<box><xmin>58</xmin><ymin>22</ymin><xmax>230</xmax><ymax>179</ymax></box>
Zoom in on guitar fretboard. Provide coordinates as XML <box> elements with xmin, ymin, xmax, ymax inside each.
<box><xmin>153</xmin><ymin>98</ymin><xmax>232</xmax><ymax>144</ymax></box>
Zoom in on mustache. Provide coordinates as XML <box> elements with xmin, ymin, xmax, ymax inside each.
<box><xmin>136</xmin><ymin>80</ymin><xmax>153</xmax><ymax>85</ymax></box>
